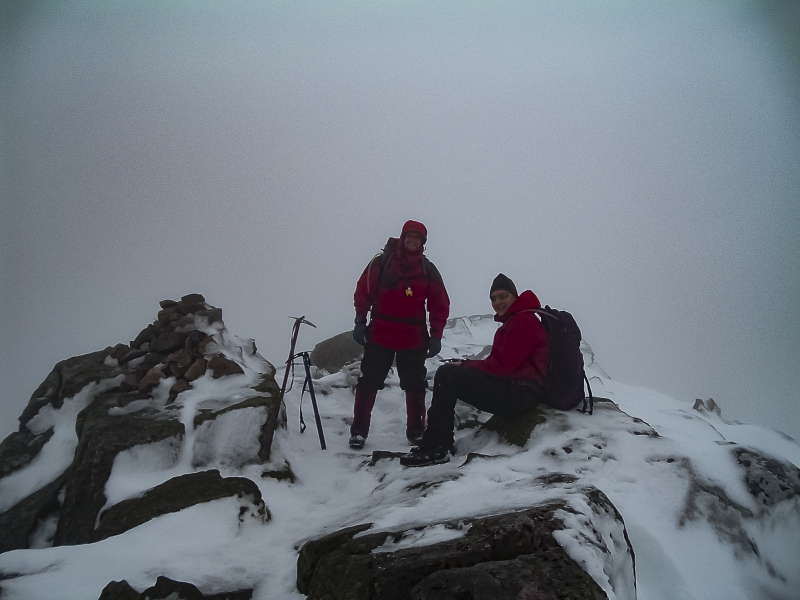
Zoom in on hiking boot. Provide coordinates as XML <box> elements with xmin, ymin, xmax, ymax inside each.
<box><xmin>400</xmin><ymin>445</ymin><xmax>452</xmax><ymax>467</ymax></box>
<box><xmin>406</xmin><ymin>429</ymin><xmax>425</xmax><ymax>446</ymax></box>
<box><xmin>348</xmin><ymin>434</ymin><xmax>366</xmax><ymax>450</ymax></box>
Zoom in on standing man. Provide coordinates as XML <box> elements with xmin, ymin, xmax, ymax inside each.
<box><xmin>350</xmin><ymin>220</ymin><xmax>450</xmax><ymax>449</ymax></box>
<box><xmin>401</xmin><ymin>273</ymin><xmax>548</xmax><ymax>467</ymax></box>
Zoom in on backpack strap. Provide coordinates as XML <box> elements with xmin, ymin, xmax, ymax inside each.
<box><xmin>375</xmin><ymin>250</ymin><xmax>431</xmax><ymax>289</ymax></box>
<box><xmin>365</xmin><ymin>252</ymin><xmax>383</xmax><ymax>298</ymax></box>
<box><xmin>581</xmin><ymin>373</ymin><xmax>594</xmax><ymax>415</ymax></box>
<box><xmin>366</xmin><ymin>249</ymin><xmax>432</xmax><ymax>318</ymax></box>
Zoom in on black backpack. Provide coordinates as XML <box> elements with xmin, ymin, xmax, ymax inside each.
<box><xmin>532</xmin><ymin>306</ymin><xmax>593</xmax><ymax>414</ymax></box>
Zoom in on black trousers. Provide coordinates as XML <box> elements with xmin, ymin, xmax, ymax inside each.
<box><xmin>423</xmin><ymin>363</ymin><xmax>543</xmax><ymax>448</ymax></box>
<box><xmin>357</xmin><ymin>342</ymin><xmax>428</xmax><ymax>393</ymax></box>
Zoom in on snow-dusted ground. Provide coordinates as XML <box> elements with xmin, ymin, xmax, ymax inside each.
<box><xmin>1</xmin><ymin>315</ymin><xmax>798</xmax><ymax>600</ymax></box>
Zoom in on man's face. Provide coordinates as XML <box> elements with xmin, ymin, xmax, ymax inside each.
<box><xmin>490</xmin><ymin>290</ymin><xmax>515</xmax><ymax>317</ymax></box>
<box><xmin>404</xmin><ymin>231</ymin><xmax>423</xmax><ymax>252</ymax></box>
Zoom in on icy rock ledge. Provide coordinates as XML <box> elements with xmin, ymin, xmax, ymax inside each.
<box><xmin>297</xmin><ymin>483</ymin><xmax>636</xmax><ymax>600</ymax></box>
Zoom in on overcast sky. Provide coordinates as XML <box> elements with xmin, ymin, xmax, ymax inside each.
<box><xmin>2</xmin><ymin>0</ymin><xmax>799</xmax><ymax>442</ymax></box>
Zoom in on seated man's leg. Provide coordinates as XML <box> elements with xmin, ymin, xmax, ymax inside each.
<box><xmin>395</xmin><ymin>348</ymin><xmax>429</xmax><ymax>443</ymax></box>
<box><xmin>423</xmin><ymin>364</ymin><xmax>541</xmax><ymax>449</ymax></box>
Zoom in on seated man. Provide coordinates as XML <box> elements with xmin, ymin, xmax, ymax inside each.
<box><xmin>400</xmin><ymin>273</ymin><xmax>549</xmax><ymax>467</ymax></box>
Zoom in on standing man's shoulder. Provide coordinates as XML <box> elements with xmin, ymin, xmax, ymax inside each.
<box><xmin>423</xmin><ymin>257</ymin><xmax>445</xmax><ymax>282</ymax></box>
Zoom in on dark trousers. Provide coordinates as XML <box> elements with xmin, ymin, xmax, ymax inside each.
<box><xmin>352</xmin><ymin>343</ymin><xmax>428</xmax><ymax>437</ymax></box>
<box><xmin>423</xmin><ymin>363</ymin><xmax>543</xmax><ymax>448</ymax></box>
<box><xmin>357</xmin><ymin>342</ymin><xmax>428</xmax><ymax>392</ymax></box>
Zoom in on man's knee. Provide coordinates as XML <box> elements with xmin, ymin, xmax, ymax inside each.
<box><xmin>357</xmin><ymin>376</ymin><xmax>386</xmax><ymax>391</ymax></box>
<box><xmin>433</xmin><ymin>363</ymin><xmax>463</xmax><ymax>389</ymax></box>
<box><xmin>399</xmin><ymin>380</ymin><xmax>428</xmax><ymax>393</ymax></box>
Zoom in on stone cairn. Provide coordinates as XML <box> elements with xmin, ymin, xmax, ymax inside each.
<box><xmin>106</xmin><ymin>293</ymin><xmax>245</xmax><ymax>405</ymax></box>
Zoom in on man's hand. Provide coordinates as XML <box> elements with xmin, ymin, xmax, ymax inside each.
<box><xmin>353</xmin><ymin>319</ymin><xmax>367</xmax><ymax>346</ymax></box>
<box><xmin>427</xmin><ymin>337</ymin><xmax>442</xmax><ymax>358</ymax></box>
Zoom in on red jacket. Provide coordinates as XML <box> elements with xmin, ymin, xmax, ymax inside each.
<box><xmin>354</xmin><ymin>237</ymin><xmax>450</xmax><ymax>351</ymax></box>
<box><xmin>463</xmin><ymin>290</ymin><xmax>549</xmax><ymax>383</ymax></box>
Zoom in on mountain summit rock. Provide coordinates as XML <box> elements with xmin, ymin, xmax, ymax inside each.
<box><xmin>0</xmin><ymin>294</ymin><xmax>280</xmax><ymax>556</ymax></box>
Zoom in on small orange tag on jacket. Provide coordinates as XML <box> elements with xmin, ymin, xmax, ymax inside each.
<box><xmin>405</xmin><ymin>287</ymin><xmax>413</xmax><ymax>297</ymax></box>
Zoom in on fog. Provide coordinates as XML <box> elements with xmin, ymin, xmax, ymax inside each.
<box><xmin>2</xmin><ymin>1</ymin><xmax>799</xmax><ymax>442</ymax></box>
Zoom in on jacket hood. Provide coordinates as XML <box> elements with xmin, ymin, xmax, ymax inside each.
<box><xmin>401</xmin><ymin>220</ymin><xmax>427</xmax><ymax>243</ymax></box>
<box><xmin>496</xmin><ymin>289</ymin><xmax>541</xmax><ymax>322</ymax></box>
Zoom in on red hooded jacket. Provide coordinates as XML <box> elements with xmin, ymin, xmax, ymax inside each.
<box><xmin>354</xmin><ymin>222</ymin><xmax>450</xmax><ymax>351</ymax></box>
<box><xmin>463</xmin><ymin>290</ymin><xmax>549</xmax><ymax>383</ymax></box>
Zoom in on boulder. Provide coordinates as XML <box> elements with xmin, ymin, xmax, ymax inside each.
<box><xmin>734</xmin><ymin>447</ymin><xmax>800</xmax><ymax>507</ymax></box>
<box><xmin>169</xmin><ymin>378</ymin><xmax>193</xmax><ymax>402</ymax></box>
<box><xmin>180</xmin><ymin>293</ymin><xmax>206</xmax><ymax>305</ymax></box>
<box><xmin>97</xmin><ymin>580</ymin><xmax>141</xmax><ymax>600</ymax></box>
<box><xmin>0</xmin><ymin>428</ymin><xmax>54</xmax><ymax>477</ymax></box>
<box><xmin>93</xmin><ymin>470</ymin><xmax>268</xmax><ymax>542</ymax></box>
<box><xmin>208</xmin><ymin>354</ymin><xmax>245</xmax><ymax>379</ymax></box>
<box><xmin>184</xmin><ymin>357</ymin><xmax>208</xmax><ymax>381</ymax></box>
<box><xmin>482</xmin><ymin>405</ymin><xmax>549</xmax><ymax>447</ymax></box>
<box><xmin>18</xmin><ymin>351</ymin><xmax>120</xmax><ymax>428</ymax></box>
<box><xmin>198</xmin><ymin>335</ymin><xmax>218</xmax><ymax>355</ymax></box>
<box><xmin>53</xmin><ymin>393</ymin><xmax>185</xmax><ymax>546</ymax></box>
<box><xmin>253</xmin><ymin>374</ymin><xmax>285</xmax><ymax>462</ymax></box>
<box><xmin>192</xmin><ymin>394</ymin><xmax>282</xmax><ymax>468</ymax></box>
<box><xmin>297</xmin><ymin>486</ymin><xmax>635</xmax><ymax>600</ymax></box>
<box><xmin>0</xmin><ymin>472</ymin><xmax>67</xmax><ymax>553</ymax></box>
<box><xmin>97</xmin><ymin>577</ymin><xmax>253</xmax><ymax>600</ymax></box>
<box><xmin>137</xmin><ymin>366</ymin><xmax>165</xmax><ymax>393</ymax></box>
<box><xmin>131</xmin><ymin>323</ymin><xmax>158</xmax><ymax>348</ymax></box>
<box><xmin>310</xmin><ymin>331</ymin><xmax>364</xmax><ymax>374</ymax></box>
<box><xmin>150</xmin><ymin>331</ymin><xmax>188</xmax><ymax>354</ymax></box>
<box><xmin>166</xmin><ymin>349</ymin><xmax>194</xmax><ymax>379</ymax></box>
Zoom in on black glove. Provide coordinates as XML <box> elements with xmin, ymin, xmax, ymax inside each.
<box><xmin>353</xmin><ymin>320</ymin><xmax>367</xmax><ymax>346</ymax></box>
<box><xmin>427</xmin><ymin>337</ymin><xmax>442</xmax><ymax>358</ymax></box>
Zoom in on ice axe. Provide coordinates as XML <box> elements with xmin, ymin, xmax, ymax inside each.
<box><xmin>277</xmin><ymin>316</ymin><xmax>326</xmax><ymax>450</ymax></box>
<box><xmin>297</xmin><ymin>351</ymin><xmax>326</xmax><ymax>450</ymax></box>
<box><xmin>278</xmin><ymin>315</ymin><xmax>316</xmax><ymax>405</ymax></box>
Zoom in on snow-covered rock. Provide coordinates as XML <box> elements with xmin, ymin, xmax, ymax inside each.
<box><xmin>0</xmin><ymin>295</ymin><xmax>280</xmax><ymax>553</ymax></box>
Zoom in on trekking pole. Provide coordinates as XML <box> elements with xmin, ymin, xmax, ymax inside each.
<box><xmin>278</xmin><ymin>316</ymin><xmax>316</xmax><ymax>409</ymax></box>
<box><xmin>299</xmin><ymin>351</ymin><xmax>326</xmax><ymax>450</ymax></box>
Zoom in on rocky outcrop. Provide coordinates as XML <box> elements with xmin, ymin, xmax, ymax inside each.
<box><xmin>93</xmin><ymin>469</ymin><xmax>269</xmax><ymax>542</ymax></box>
<box><xmin>18</xmin><ymin>350</ymin><xmax>120</xmax><ymax>429</ymax></box>
<box><xmin>0</xmin><ymin>294</ymin><xmax>280</xmax><ymax>552</ymax></box>
<box><xmin>97</xmin><ymin>576</ymin><xmax>253</xmax><ymax>600</ymax></box>
<box><xmin>676</xmin><ymin>445</ymin><xmax>800</xmax><ymax>570</ymax></box>
<box><xmin>53</xmin><ymin>392</ymin><xmax>186</xmax><ymax>545</ymax></box>
<box><xmin>0</xmin><ymin>428</ymin><xmax>54</xmax><ymax>478</ymax></box>
<box><xmin>297</xmin><ymin>485</ymin><xmax>635</xmax><ymax>600</ymax></box>
<box><xmin>0</xmin><ymin>472</ymin><xmax>67</xmax><ymax>554</ymax></box>
<box><xmin>734</xmin><ymin>447</ymin><xmax>800</xmax><ymax>507</ymax></box>
<box><xmin>482</xmin><ymin>405</ymin><xmax>549</xmax><ymax>447</ymax></box>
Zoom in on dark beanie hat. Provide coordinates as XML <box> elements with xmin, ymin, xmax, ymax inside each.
<box><xmin>490</xmin><ymin>273</ymin><xmax>518</xmax><ymax>297</ymax></box>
